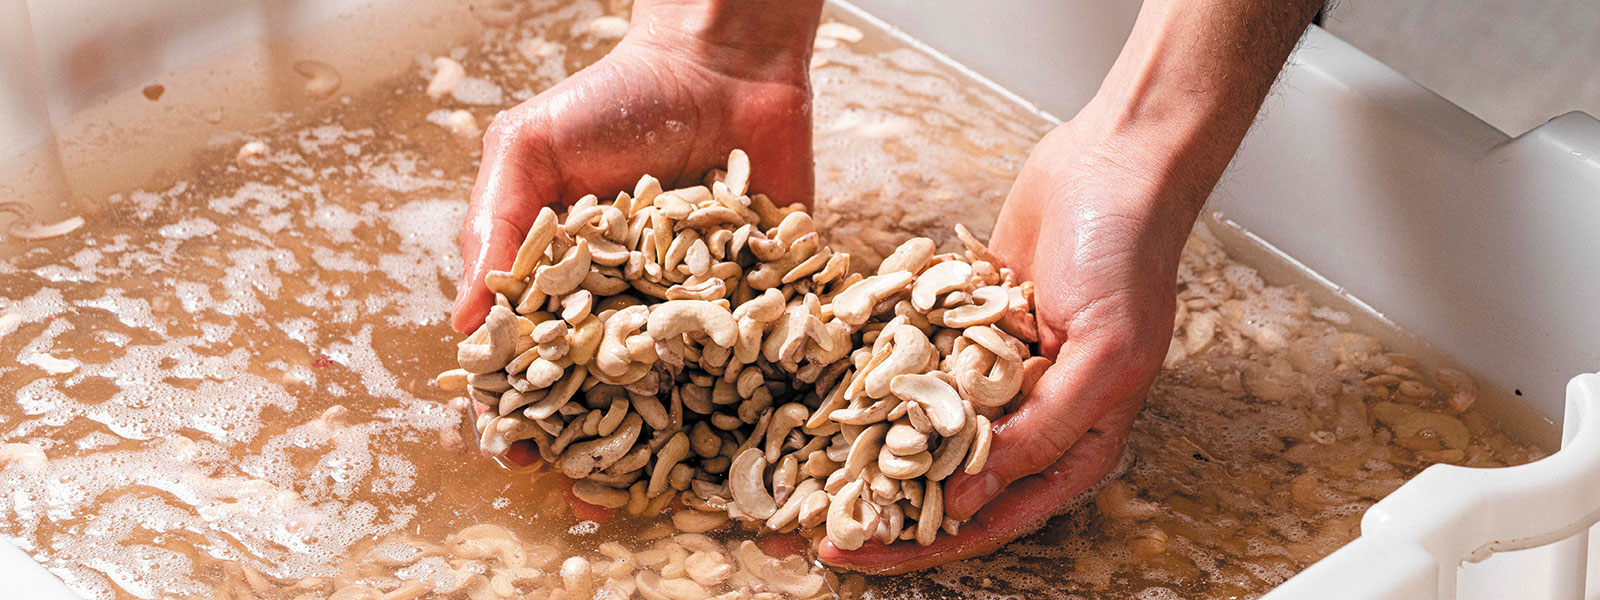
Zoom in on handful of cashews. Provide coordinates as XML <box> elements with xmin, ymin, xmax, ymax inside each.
<box><xmin>438</xmin><ymin>150</ymin><xmax>1050</xmax><ymax>551</ymax></box>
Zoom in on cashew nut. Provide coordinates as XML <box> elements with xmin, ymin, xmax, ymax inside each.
<box><xmin>889</xmin><ymin>373</ymin><xmax>966</xmax><ymax>436</ymax></box>
<box><xmin>915</xmin><ymin>479</ymin><xmax>943</xmax><ymax>546</ymax></box>
<box><xmin>911</xmin><ymin>260</ymin><xmax>972</xmax><ymax>311</ymax></box>
<box><xmin>877</xmin><ymin>445</ymin><xmax>932</xmax><ymax>479</ymax></box>
<box><xmin>942</xmin><ymin>285</ymin><xmax>1008</xmax><ymax>327</ymax></box>
<box><xmin>826</xmin><ymin>480</ymin><xmax>869</xmax><ymax>551</ymax></box>
<box><xmin>964</xmin><ymin>414</ymin><xmax>993</xmax><ymax>474</ymax></box>
<box><xmin>878</xmin><ymin>237</ymin><xmax>936</xmax><ymax>275</ymax></box>
<box><xmin>647</xmin><ymin>300</ymin><xmax>738</xmax><ymax>347</ymax></box>
<box><xmin>729</xmin><ymin>447</ymin><xmax>777</xmax><ymax>519</ymax></box>
<box><xmin>830</xmin><ymin>271</ymin><xmax>914</xmax><ymax>326</ymax></box>
<box><xmin>532</xmin><ymin>237</ymin><xmax>591</xmax><ymax>295</ymax></box>
<box><xmin>292</xmin><ymin>60</ymin><xmax>341</xmax><ymax>98</ymax></box>
<box><xmin>844</xmin><ymin>422</ymin><xmax>888</xmax><ymax>478</ymax></box>
<box><xmin>864</xmin><ymin>325</ymin><xmax>935</xmax><ymax>398</ymax></box>
<box><xmin>955</xmin><ymin>344</ymin><xmax>1024</xmax><ymax>407</ymax></box>
<box><xmin>885</xmin><ymin>419</ymin><xmax>930</xmax><ymax>456</ymax></box>
<box><xmin>649</xmin><ymin>432</ymin><xmax>691</xmax><ymax>497</ymax></box>
<box><xmin>764</xmin><ymin>403</ymin><xmax>809</xmax><ymax>462</ymax></box>
<box><xmin>427</xmin><ymin>56</ymin><xmax>465</xmax><ymax>99</ymax></box>
<box><xmin>458</xmin><ymin>305</ymin><xmax>517</xmax><ymax>373</ymax></box>
<box><xmin>558</xmin><ymin>413</ymin><xmax>642</xmax><ymax>478</ymax></box>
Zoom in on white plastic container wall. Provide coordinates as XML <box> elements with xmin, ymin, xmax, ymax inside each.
<box><xmin>3</xmin><ymin>0</ymin><xmax>1599</xmax><ymax>598</ymax></box>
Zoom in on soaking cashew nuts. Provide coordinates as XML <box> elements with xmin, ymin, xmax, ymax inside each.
<box><xmin>440</xmin><ymin>150</ymin><xmax>1048</xmax><ymax>549</ymax></box>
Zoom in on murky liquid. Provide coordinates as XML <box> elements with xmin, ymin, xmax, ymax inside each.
<box><xmin>0</xmin><ymin>2</ymin><xmax>1549</xmax><ymax>599</ymax></box>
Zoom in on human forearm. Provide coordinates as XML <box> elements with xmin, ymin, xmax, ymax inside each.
<box><xmin>629</xmin><ymin>0</ymin><xmax>824</xmax><ymax>82</ymax></box>
<box><xmin>1082</xmin><ymin>0</ymin><xmax>1322</xmax><ymax>216</ymax></box>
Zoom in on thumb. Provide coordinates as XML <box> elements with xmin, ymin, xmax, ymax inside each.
<box><xmin>450</xmin><ymin>120</ymin><xmax>559</xmax><ymax>334</ymax></box>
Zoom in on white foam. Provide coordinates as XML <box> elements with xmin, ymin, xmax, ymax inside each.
<box><xmin>156</xmin><ymin>217</ymin><xmax>219</xmax><ymax>240</ymax></box>
<box><xmin>451</xmin><ymin>77</ymin><xmax>505</xmax><ymax>105</ymax></box>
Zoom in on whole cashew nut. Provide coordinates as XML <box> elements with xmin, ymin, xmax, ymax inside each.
<box><xmin>956</xmin><ymin>344</ymin><xmax>1024</xmax><ymax>407</ymax></box>
<box><xmin>647</xmin><ymin>300</ymin><xmax>738</xmax><ymax>347</ymax></box>
<box><xmin>764</xmin><ymin>403</ymin><xmax>810</xmax><ymax>463</ymax></box>
<box><xmin>558</xmin><ymin>413</ymin><xmax>643</xmax><ymax>478</ymax></box>
<box><xmin>911</xmin><ymin>260</ymin><xmax>973</xmax><ymax>311</ymax></box>
<box><xmin>826</xmin><ymin>480</ymin><xmax>870</xmax><ymax>551</ymax></box>
<box><xmin>863</xmin><ymin>325</ymin><xmax>935</xmax><ymax>399</ymax></box>
<box><xmin>877</xmin><ymin>237</ymin><xmax>936</xmax><ymax>275</ymax></box>
<box><xmin>458</xmin><ymin>305</ymin><xmax>517</xmax><ymax>373</ymax></box>
<box><xmin>889</xmin><ymin>373</ymin><xmax>967</xmax><ymax>436</ymax></box>
<box><xmin>535</xmin><ymin>237</ymin><xmax>592</xmax><ymax>296</ymax></box>
<box><xmin>941</xmin><ymin>285</ymin><xmax>1008</xmax><ymax>328</ymax></box>
<box><xmin>830</xmin><ymin>271</ymin><xmax>914</xmax><ymax>326</ymax></box>
<box><xmin>729</xmin><ymin>447</ymin><xmax>777</xmax><ymax>519</ymax></box>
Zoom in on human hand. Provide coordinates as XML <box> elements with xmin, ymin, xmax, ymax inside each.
<box><xmin>450</xmin><ymin>2</ymin><xmax>819</xmax><ymax>334</ymax></box>
<box><xmin>818</xmin><ymin>112</ymin><xmax>1206</xmax><ymax>573</ymax></box>
<box><xmin>817</xmin><ymin>0</ymin><xmax>1319</xmax><ymax>570</ymax></box>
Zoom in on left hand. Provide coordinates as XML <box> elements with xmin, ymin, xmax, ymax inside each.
<box><xmin>818</xmin><ymin>108</ymin><xmax>1205</xmax><ymax>573</ymax></box>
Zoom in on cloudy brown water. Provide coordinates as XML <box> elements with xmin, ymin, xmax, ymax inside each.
<box><xmin>0</xmin><ymin>1</ymin><xmax>1551</xmax><ymax>599</ymax></box>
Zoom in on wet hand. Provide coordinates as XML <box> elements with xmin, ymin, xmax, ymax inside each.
<box><xmin>450</xmin><ymin>27</ymin><xmax>814</xmax><ymax>334</ymax></box>
<box><xmin>820</xmin><ymin>113</ymin><xmax>1205</xmax><ymax>573</ymax></box>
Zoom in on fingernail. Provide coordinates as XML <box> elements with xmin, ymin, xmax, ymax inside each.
<box><xmin>951</xmin><ymin>473</ymin><xmax>1001</xmax><ymax>515</ymax></box>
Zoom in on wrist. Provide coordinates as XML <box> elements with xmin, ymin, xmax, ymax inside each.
<box><xmin>1072</xmin><ymin>0</ymin><xmax>1318</xmax><ymax>217</ymax></box>
<box><xmin>1064</xmin><ymin>98</ymin><xmax>1222</xmax><ymax>225</ymax></box>
<box><xmin>628</xmin><ymin>0</ymin><xmax>822</xmax><ymax>85</ymax></box>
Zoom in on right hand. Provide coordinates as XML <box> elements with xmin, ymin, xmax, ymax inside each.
<box><xmin>450</xmin><ymin>25</ymin><xmax>815</xmax><ymax>334</ymax></box>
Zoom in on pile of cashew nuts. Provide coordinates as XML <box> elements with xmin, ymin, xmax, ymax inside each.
<box><xmin>437</xmin><ymin>150</ymin><xmax>1050</xmax><ymax>551</ymax></box>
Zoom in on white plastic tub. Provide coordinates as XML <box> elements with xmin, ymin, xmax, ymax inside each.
<box><xmin>3</xmin><ymin>1</ymin><xmax>1598</xmax><ymax>598</ymax></box>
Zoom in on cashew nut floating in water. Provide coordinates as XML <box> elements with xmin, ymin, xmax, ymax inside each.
<box><xmin>0</xmin><ymin>202</ymin><xmax>84</xmax><ymax>240</ymax></box>
<box><xmin>572</xmin><ymin>479</ymin><xmax>629</xmax><ymax>508</ymax></box>
<box><xmin>292</xmin><ymin>60</ymin><xmax>341</xmax><ymax>98</ymax></box>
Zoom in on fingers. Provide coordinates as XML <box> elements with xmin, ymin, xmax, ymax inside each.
<box><xmin>451</xmin><ymin>118</ymin><xmax>559</xmax><ymax>334</ymax></box>
<box><xmin>943</xmin><ymin>336</ymin><xmax>1145</xmax><ymax>520</ymax></box>
<box><xmin>819</xmin><ymin>416</ymin><xmax>1131</xmax><ymax>574</ymax></box>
